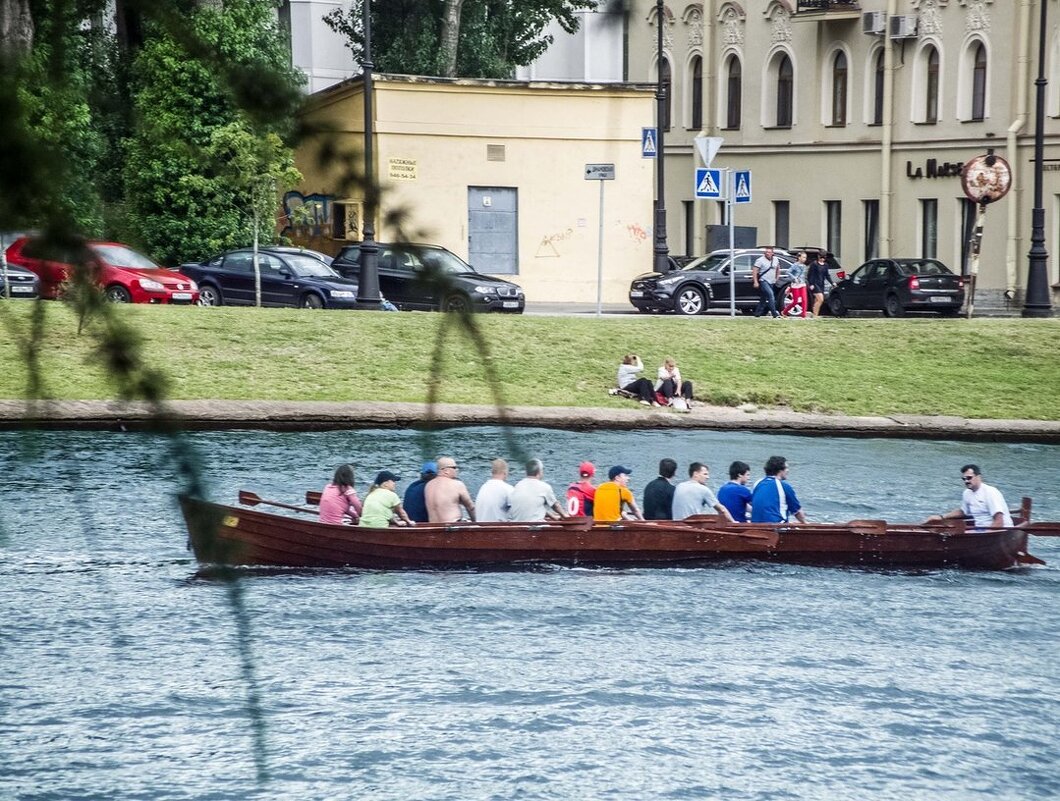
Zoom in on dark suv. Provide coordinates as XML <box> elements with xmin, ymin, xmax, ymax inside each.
<box><xmin>332</xmin><ymin>243</ymin><xmax>524</xmax><ymax>313</ymax></box>
<box><xmin>629</xmin><ymin>248</ymin><xmax>798</xmax><ymax>315</ymax></box>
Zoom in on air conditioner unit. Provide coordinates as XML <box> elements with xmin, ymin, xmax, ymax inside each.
<box><xmin>889</xmin><ymin>15</ymin><xmax>918</xmax><ymax>39</ymax></box>
<box><xmin>862</xmin><ymin>11</ymin><xmax>886</xmax><ymax>35</ymax></box>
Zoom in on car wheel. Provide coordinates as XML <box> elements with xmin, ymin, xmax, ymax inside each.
<box><xmin>301</xmin><ymin>293</ymin><xmax>325</xmax><ymax>309</ymax></box>
<box><xmin>198</xmin><ymin>284</ymin><xmax>223</xmax><ymax>307</ymax></box>
<box><xmin>443</xmin><ymin>294</ymin><xmax>471</xmax><ymax>313</ymax></box>
<box><xmin>883</xmin><ymin>293</ymin><xmax>905</xmax><ymax>318</ymax></box>
<box><xmin>674</xmin><ymin>286</ymin><xmax>706</xmax><ymax>316</ymax></box>
<box><xmin>104</xmin><ymin>284</ymin><xmax>132</xmax><ymax>303</ymax></box>
<box><xmin>828</xmin><ymin>294</ymin><xmax>848</xmax><ymax>317</ymax></box>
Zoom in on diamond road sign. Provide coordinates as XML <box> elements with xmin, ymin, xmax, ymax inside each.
<box><xmin>695</xmin><ymin>168</ymin><xmax>723</xmax><ymax>199</ymax></box>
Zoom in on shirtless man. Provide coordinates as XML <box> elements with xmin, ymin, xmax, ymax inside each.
<box><xmin>425</xmin><ymin>456</ymin><xmax>476</xmax><ymax>523</ymax></box>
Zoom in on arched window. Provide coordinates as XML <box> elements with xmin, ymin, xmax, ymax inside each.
<box><xmin>971</xmin><ymin>42</ymin><xmax>987</xmax><ymax>121</ymax></box>
<box><xmin>777</xmin><ymin>54</ymin><xmax>793</xmax><ymax>128</ymax></box>
<box><xmin>691</xmin><ymin>56</ymin><xmax>703</xmax><ymax>130</ymax></box>
<box><xmin>659</xmin><ymin>57</ymin><xmax>672</xmax><ymax>132</ymax></box>
<box><xmin>726</xmin><ymin>55</ymin><xmax>742</xmax><ymax>129</ymax></box>
<box><xmin>873</xmin><ymin>50</ymin><xmax>884</xmax><ymax>125</ymax></box>
<box><xmin>831</xmin><ymin>51</ymin><xmax>848</xmax><ymax>126</ymax></box>
<box><xmin>925</xmin><ymin>46</ymin><xmax>939</xmax><ymax>124</ymax></box>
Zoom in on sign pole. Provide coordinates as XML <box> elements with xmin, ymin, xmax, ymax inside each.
<box><xmin>965</xmin><ymin>201</ymin><xmax>986</xmax><ymax>319</ymax></box>
<box><xmin>728</xmin><ymin>170</ymin><xmax>736</xmax><ymax>317</ymax></box>
<box><xmin>585</xmin><ymin>163</ymin><xmax>615</xmax><ymax>317</ymax></box>
<box><xmin>596</xmin><ymin>177</ymin><xmax>605</xmax><ymax>317</ymax></box>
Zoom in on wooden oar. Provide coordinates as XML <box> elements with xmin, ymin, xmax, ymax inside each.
<box><xmin>306</xmin><ymin>490</ymin><xmax>322</xmax><ymax>506</ymax></box>
<box><xmin>1016</xmin><ymin>522</ymin><xmax>1060</xmax><ymax>537</ymax></box>
<box><xmin>238</xmin><ymin>490</ymin><xmax>318</xmax><ymax>516</ymax></box>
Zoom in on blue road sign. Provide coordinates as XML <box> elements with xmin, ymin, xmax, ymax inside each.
<box><xmin>734</xmin><ymin>170</ymin><xmax>752</xmax><ymax>204</ymax></box>
<box><xmin>641</xmin><ymin>127</ymin><xmax>658</xmax><ymax>159</ymax></box>
<box><xmin>695</xmin><ymin>168</ymin><xmax>723</xmax><ymax>199</ymax></box>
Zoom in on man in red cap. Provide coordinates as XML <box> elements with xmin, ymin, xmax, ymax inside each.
<box><xmin>565</xmin><ymin>461</ymin><xmax>598</xmax><ymax>517</ymax></box>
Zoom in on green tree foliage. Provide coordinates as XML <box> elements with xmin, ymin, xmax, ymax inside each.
<box><xmin>123</xmin><ymin>0</ymin><xmax>304</xmax><ymax>265</ymax></box>
<box><xmin>325</xmin><ymin>0</ymin><xmax>596</xmax><ymax>79</ymax></box>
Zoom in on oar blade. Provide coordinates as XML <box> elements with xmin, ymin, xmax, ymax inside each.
<box><xmin>238</xmin><ymin>490</ymin><xmax>262</xmax><ymax>506</ymax></box>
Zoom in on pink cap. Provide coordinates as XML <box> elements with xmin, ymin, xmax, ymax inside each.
<box><xmin>579</xmin><ymin>461</ymin><xmax>595</xmax><ymax>477</ymax></box>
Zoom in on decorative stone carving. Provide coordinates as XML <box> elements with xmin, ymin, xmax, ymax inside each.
<box><xmin>763</xmin><ymin>1</ymin><xmax>793</xmax><ymax>45</ymax></box>
<box><xmin>649</xmin><ymin>4</ymin><xmax>676</xmax><ymax>52</ymax></box>
<box><xmin>685</xmin><ymin>6</ymin><xmax>703</xmax><ymax>47</ymax></box>
<box><xmin>959</xmin><ymin>0</ymin><xmax>992</xmax><ymax>32</ymax></box>
<box><xmin>917</xmin><ymin>0</ymin><xmax>944</xmax><ymax>35</ymax></box>
<box><xmin>718</xmin><ymin>3</ymin><xmax>745</xmax><ymax>47</ymax></box>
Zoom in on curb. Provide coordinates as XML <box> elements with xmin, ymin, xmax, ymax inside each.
<box><xmin>1</xmin><ymin>400</ymin><xmax>1058</xmax><ymax>443</ymax></box>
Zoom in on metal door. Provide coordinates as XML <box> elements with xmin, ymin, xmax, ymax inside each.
<box><xmin>468</xmin><ymin>187</ymin><xmax>518</xmax><ymax>275</ymax></box>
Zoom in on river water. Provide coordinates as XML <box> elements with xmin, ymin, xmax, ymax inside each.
<box><xmin>2</xmin><ymin>427</ymin><xmax>1058</xmax><ymax>801</ymax></box>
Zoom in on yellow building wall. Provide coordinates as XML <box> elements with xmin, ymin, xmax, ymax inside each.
<box><xmin>293</xmin><ymin>76</ymin><xmax>658</xmax><ymax>303</ymax></box>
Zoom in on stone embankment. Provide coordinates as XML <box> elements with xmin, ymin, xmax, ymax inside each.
<box><xmin>1</xmin><ymin>399</ymin><xmax>1058</xmax><ymax>443</ymax></box>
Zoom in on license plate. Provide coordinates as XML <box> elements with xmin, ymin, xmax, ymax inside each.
<box><xmin>929</xmin><ymin>295</ymin><xmax>949</xmax><ymax>303</ymax></box>
<box><xmin>10</xmin><ymin>285</ymin><xmax>33</xmax><ymax>293</ymax></box>
<box><xmin>172</xmin><ymin>292</ymin><xmax>192</xmax><ymax>300</ymax></box>
<box><xmin>502</xmin><ymin>301</ymin><xmax>519</xmax><ymax>309</ymax></box>
<box><xmin>630</xmin><ymin>290</ymin><xmax>644</xmax><ymax>298</ymax></box>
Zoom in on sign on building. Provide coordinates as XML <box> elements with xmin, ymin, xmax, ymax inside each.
<box><xmin>387</xmin><ymin>157</ymin><xmax>418</xmax><ymax>181</ymax></box>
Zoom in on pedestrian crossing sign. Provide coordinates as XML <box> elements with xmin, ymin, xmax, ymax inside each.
<box><xmin>734</xmin><ymin>170</ymin><xmax>752</xmax><ymax>204</ymax></box>
<box><xmin>641</xmin><ymin>127</ymin><xmax>658</xmax><ymax>158</ymax></box>
<box><xmin>695</xmin><ymin>168</ymin><xmax>723</xmax><ymax>199</ymax></box>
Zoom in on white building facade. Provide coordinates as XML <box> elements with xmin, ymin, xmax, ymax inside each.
<box><xmin>625</xmin><ymin>0</ymin><xmax>1060</xmax><ymax>309</ymax></box>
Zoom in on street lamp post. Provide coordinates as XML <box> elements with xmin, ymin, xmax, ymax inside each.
<box><xmin>1023</xmin><ymin>0</ymin><xmax>1054</xmax><ymax>317</ymax></box>
<box><xmin>356</xmin><ymin>0</ymin><xmax>381</xmax><ymax>309</ymax></box>
<box><xmin>653</xmin><ymin>0</ymin><xmax>670</xmax><ymax>274</ymax></box>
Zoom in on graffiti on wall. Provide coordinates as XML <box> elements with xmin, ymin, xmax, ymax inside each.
<box><xmin>534</xmin><ymin>227</ymin><xmax>574</xmax><ymax>258</ymax></box>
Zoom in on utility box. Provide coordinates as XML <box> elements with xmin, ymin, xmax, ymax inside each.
<box><xmin>705</xmin><ymin>225</ymin><xmax>757</xmax><ymax>251</ymax></box>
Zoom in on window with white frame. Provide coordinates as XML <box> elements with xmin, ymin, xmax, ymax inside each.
<box><xmin>920</xmin><ymin>199</ymin><xmax>938</xmax><ymax>259</ymax></box>
<box><xmin>872</xmin><ymin>49</ymin><xmax>884</xmax><ymax>125</ymax></box>
<box><xmin>658</xmin><ymin>56</ymin><xmax>672</xmax><ymax>132</ymax></box>
<box><xmin>690</xmin><ymin>56</ymin><xmax>703</xmax><ymax>130</ymax></box>
<box><xmin>723</xmin><ymin>54</ymin><xmax>742</xmax><ymax>129</ymax></box>
<box><xmin>913</xmin><ymin>43</ymin><xmax>941</xmax><ymax>124</ymax></box>
<box><xmin>764</xmin><ymin>50</ymin><xmax>794</xmax><ymax>128</ymax></box>
<box><xmin>831</xmin><ymin>50</ymin><xmax>848</xmax><ymax>126</ymax></box>
<box><xmin>964</xmin><ymin>41</ymin><xmax>989</xmax><ymax>121</ymax></box>
<box><xmin>825</xmin><ymin>200</ymin><xmax>841</xmax><ymax>258</ymax></box>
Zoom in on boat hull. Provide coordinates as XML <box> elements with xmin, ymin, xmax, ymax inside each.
<box><xmin>180</xmin><ymin>496</ymin><xmax>776</xmax><ymax>570</ymax></box>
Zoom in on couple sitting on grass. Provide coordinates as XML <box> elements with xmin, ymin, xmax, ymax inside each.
<box><xmin>611</xmin><ymin>354</ymin><xmax>694</xmax><ymax>409</ymax></box>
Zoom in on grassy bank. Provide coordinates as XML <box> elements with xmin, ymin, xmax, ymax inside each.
<box><xmin>1</xmin><ymin>303</ymin><xmax>1058</xmax><ymax>420</ymax></box>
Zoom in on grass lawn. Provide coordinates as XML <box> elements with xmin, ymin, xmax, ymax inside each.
<box><xmin>1</xmin><ymin>303</ymin><xmax>1058</xmax><ymax>420</ymax></box>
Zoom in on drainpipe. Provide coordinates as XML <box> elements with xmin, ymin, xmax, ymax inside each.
<box><xmin>1005</xmin><ymin>0</ymin><xmax>1033</xmax><ymax>299</ymax></box>
<box><xmin>880</xmin><ymin>0</ymin><xmax>897</xmax><ymax>258</ymax></box>
<box><xmin>695</xmin><ymin>0</ymin><xmax>716</xmax><ymax>255</ymax></box>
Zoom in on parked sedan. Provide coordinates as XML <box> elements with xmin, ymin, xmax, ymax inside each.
<box><xmin>629</xmin><ymin>248</ymin><xmax>797</xmax><ymax>315</ymax></box>
<box><xmin>180</xmin><ymin>247</ymin><xmax>359</xmax><ymax>309</ymax></box>
<box><xmin>828</xmin><ymin>258</ymin><xmax>966</xmax><ymax>317</ymax></box>
<box><xmin>5</xmin><ymin>238</ymin><xmax>199</xmax><ymax>303</ymax></box>
<box><xmin>332</xmin><ymin>243</ymin><xmax>525</xmax><ymax>313</ymax></box>
<box><xmin>0</xmin><ymin>262</ymin><xmax>41</xmax><ymax>299</ymax></box>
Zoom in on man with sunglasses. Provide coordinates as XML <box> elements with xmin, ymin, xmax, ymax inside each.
<box><xmin>925</xmin><ymin>464</ymin><xmax>1012</xmax><ymax>529</ymax></box>
<box><xmin>425</xmin><ymin>456</ymin><xmax>476</xmax><ymax>523</ymax></box>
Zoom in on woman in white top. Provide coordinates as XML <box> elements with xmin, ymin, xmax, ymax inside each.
<box><xmin>613</xmin><ymin>353</ymin><xmax>657</xmax><ymax>406</ymax></box>
<box><xmin>654</xmin><ymin>356</ymin><xmax>694</xmax><ymax>405</ymax></box>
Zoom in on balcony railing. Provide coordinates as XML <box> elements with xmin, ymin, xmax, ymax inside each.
<box><xmin>796</xmin><ymin>0</ymin><xmax>860</xmax><ymax>11</ymax></box>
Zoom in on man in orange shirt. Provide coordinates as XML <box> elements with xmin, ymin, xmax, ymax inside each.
<box><xmin>592</xmin><ymin>466</ymin><xmax>644</xmax><ymax>522</ymax></box>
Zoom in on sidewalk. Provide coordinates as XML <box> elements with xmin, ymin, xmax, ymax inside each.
<box><xmin>2</xmin><ymin>399</ymin><xmax>1058</xmax><ymax>443</ymax></box>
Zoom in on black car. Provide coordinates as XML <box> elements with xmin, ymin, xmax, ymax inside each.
<box><xmin>629</xmin><ymin>248</ymin><xmax>798</xmax><ymax>315</ymax></box>
<box><xmin>180</xmin><ymin>247</ymin><xmax>359</xmax><ymax>309</ymax></box>
<box><xmin>0</xmin><ymin>261</ymin><xmax>41</xmax><ymax>299</ymax></box>
<box><xmin>332</xmin><ymin>243</ymin><xmax>525</xmax><ymax>313</ymax></box>
<box><xmin>828</xmin><ymin>258</ymin><xmax>966</xmax><ymax>317</ymax></box>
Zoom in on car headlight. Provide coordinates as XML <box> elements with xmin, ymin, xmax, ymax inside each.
<box><xmin>139</xmin><ymin>279</ymin><xmax>164</xmax><ymax>291</ymax></box>
<box><xmin>330</xmin><ymin>290</ymin><xmax>355</xmax><ymax>298</ymax></box>
<box><xmin>473</xmin><ymin>285</ymin><xmax>497</xmax><ymax>294</ymax></box>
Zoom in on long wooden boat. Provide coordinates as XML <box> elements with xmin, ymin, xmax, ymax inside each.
<box><xmin>179</xmin><ymin>495</ymin><xmax>778</xmax><ymax>570</ymax></box>
<box><xmin>679</xmin><ymin>515</ymin><xmax>1041</xmax><ymax>571</ymax></box>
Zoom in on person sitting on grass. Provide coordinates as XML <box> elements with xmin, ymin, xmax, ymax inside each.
<box><xmin>655</xmin><ymin>357</ymin><xmax>694</xmax><ymax>407</ymax></box>
<box><xmin>612</xmin><ymin>353</ymin><xmax>657</xmax><ymax>406</ymax></box>
<box><xmin>359</xmin><ymin>471</ymin><xmax>415</xmax><ymax>527</ymax></box>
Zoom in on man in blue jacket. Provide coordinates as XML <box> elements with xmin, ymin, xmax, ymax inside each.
<box><xmin>750</xmin><ymin>456</ymin><xmax>807</xmax><ymax>523</ymax></box>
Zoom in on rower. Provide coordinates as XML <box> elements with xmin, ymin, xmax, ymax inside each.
<box><xmin>924</xmin><ymin>464</ymin><xmax>1012</xmax><ymax>530</ymax></box>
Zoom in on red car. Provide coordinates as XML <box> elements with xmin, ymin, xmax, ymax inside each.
<box><xmin>5</xmin><ymin>237</ymin><xmax>200</xmax><ymax>304</ymax></box>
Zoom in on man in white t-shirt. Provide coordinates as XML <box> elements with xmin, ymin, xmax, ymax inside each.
<box><xmin>752</xmin><ymin>246</ymin><xmax>782</xmax><ymax>319</ymax></box>
<box><xmin>475</xmin><ymin>458</ymin><xmax>514</xmax><ymax>522</ymax></box>
<box><xmin>508</xmin><ymin>459</ymin><xmax>566</xmax><ymax>521</ymax></box>
<box><xmin>925</xmin><ymin>464</ymin><xmax>1013</xmax><ymax>529</ymax></box>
